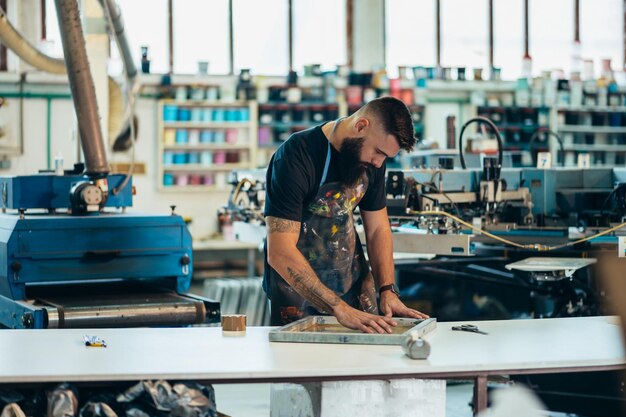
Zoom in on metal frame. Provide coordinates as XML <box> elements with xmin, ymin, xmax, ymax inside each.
<box><xmin>270</xmin><ymin>316</ymin><xmax>437</xmax><ymax>345</ymax></box>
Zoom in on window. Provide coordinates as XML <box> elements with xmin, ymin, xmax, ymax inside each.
<box><xmin>529</xmin><ymin>0</ymin><xmax>573</xmax><ymax>76</ymax></box>
<box><xmin>385</xmin><ymin>0</ymin><xmax>436</xmax><ymax>78</ymax></box>
<box><xmin>293</xmin><ymin>0</ymin><xmax>346</xmax><ymax>73</ymax></box>
<box><xmin>173</xmin><ymin>0</ymin><xmax>230</xmax><ymax>75</ymax></box>
<box><xmin>580</xmin><ymin>0</ymin><xmax>622</xmax><ymax>77</ymax></box>
<box><xmin>44</xmin><ymin>0</ymin><xmax>64</xmax><ymax>58</ymax></box>
<box><xmin>493</xmin><ymin>0</ymin><xmax>523</xmax><ymax>80</ymax></box>
<box><xmin>440</xmin><ymin>0</ymin><xmax>488</xmax><ymax>71</ymax></box>
<box><xmin>233</xmin><ymin>0</ymin><xmax>288</xmax><ymax>76</ymax></box>
<box><xmin>45</xmin><ymin>1</ymin><xmax>169</xmax><ymax>74</ymax></box>
<box><xmin>116</xmin><ymin>0</ymin><xmax>169</xmax><ymax>74</ymax></box>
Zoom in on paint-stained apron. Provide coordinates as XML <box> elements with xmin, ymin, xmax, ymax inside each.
<box><xmin>269</xmin><ymin>124</ymin><xmax>378</xmax><ymax>325</ymax></box>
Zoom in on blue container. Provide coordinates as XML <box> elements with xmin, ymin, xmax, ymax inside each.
<box><xmin>175</xmin><ymin>129</ymin><xmax>189</xmax><ymax>144</ymax></box>
<box><xmin>213</xmin><ymin>108</ymin><xmax>225</xmax><ymax>121</ymax></box>
<box><xmin>163</xmin><ymin>151</ymin><xmax>174</xmax><ymax>165</ymax></box>
<box><xmin>163</xmin><ymin>105</ymin><xmax>178</xmax><ymax>121</ymax></box>
<box><xmin>202</xmin><ymin>108</ymin><xmax>213</xmax><ymax>122</ymax></box>
<box><xmin>163</xmin><ymin>173</ymin><xmax>175</xmax><ymax>186</ymax></box>
<box><xmin>213</xmin><ymin>130</ymin><xmax>226</xmax><ymax>144</ymax></box>
<box><xmin>191</xmin><ymin>108</ymin><xmax>203</xmax><ymax>122</ymax></box>
<box><xmin>239</xmin><ymin>108</ymin><xmax>250</xmax><ymax>121</ymax></box>
<box><xmin>173</xmin><ymin>152</ymin><xmax>187</xmax><ymax>164</ymax></box>
<box><xmin>225</xmin><ymin>109</ymin><xmax>237</xmax><ymax>121</ymax></box>
<box><xmin>178</xmin><ymin>108</ymin><xmax>192</xmax><ymax>121</ymax></box>
<box><xmin>188</xmin><ymin>152</ymin><xmax>200</xmax><ymax>164</ymax></box>
<box><xmin>200</xmin><ymin>130</ymin><xmax>214</xmax><ymax>143</ymax></box>
<box><xmin>609</xmin><ymin>113</ymin><xmax>622</xmax><ymax>127</ymax></box>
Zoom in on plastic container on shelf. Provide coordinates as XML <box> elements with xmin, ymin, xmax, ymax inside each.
<box><xmin>226</xmin><ymin>152</ymin><xmax>240</xmax><ymax>163</ymax></box>
<box><xmin>206</xmin><ymin>87</ymin><xmax>219</xmax><ymax>101</ymax></box>
<box><xmin>225</xmin><ymin>109</ymin><xmax>238</xmax><ymax>121</ymax></box>
<box><xmin>213</xmin><ymin>108</ymin><xmax>225</xmax><ymax>121</ymax></box>
<box><xmin>213</xmin><ymin>151</ymin><xmax>227</xmax><ymax>164</ymax></box>
<box><xmin>310</xmin><ymin>105</ymin><xmax>325</xmax><ymax>123</ymax></box>
<box><xmin>200</xmin><ymin>151</ymin><xmax>213</xmax><ymax>165</ymax></box>
<box><xmin>203</xmin><ymin>173</ymin><xmax>215</xmax><ymax>185</ymax></box>
<box><xmin>178</xmin><ymin>108</ymin><xmax>191</xmax><ymax>121</ymax></box>
<box><xmin>163</xmin><ymin>173</ymin><xmax>175</xmax><ymax>186</ymax></box>
<box><xmin>200</xmin><ymin>130</ymin><xmax>214</xmax><ymax>143</ymax></box>
<box><xmin>173</xmin><ymin>152</ymin><xmax>188</xmax><ymax>164</ymax></box>
<box><xmin>163</xmin><ymin>129</ymin><xmax>176</xmax><ymax>146</ymax></box>
<box><xmin>213</xmin><ymin>131</ymin><xmax>226</xmax><ymax>144</ymax></box>
<box><xmin>191</xmin><ymin>108</ymin><xmax>203</xmax><ymax>122</ymax></box>
<box><xmin>188</xmin><ymin>129</ymin><xmax>200</xmax><ymax>145</ymax></box>
<box><xmin>163</xmin><ymin>105</ymin><xmax>178</xmax><ymax>121</ymax></box>
<box><xmin>188</xmin><ymin>152</ymin><xmax>200</xmax><ymax>164</ymax></box>
<box><xmin>175</xmin><ymin>129</ymin><xmax>189</xmax><ymax>144</ymax></box>
<box><xmin>163</xmin><ymin>151</ymin><xmax>174</xmax><ymax>165</ymax></box>
<box><xmin>188</xmin><ymin>174</ymin><xmax>202</xmax><ymax>185</ymax></box>
<box><xmin>175</xmin><ymin>174</ymin><xmax>189</xmax><ymax>186</ymax></box>
<box><xmin>202</xmin><ymin>108</ymin><xmax>213</xmax><ymax>122</ymax></box>
<box><xmin>215</xmin><ymin>172</ymin><xmax>227</xmax><ymax>187</ymax></box>
<box><xmin>258</xmin><ymin>127</ymin><xmax>271</xmax><ymax>145</ymax></box>
<box><xmin>225</xmin><ymin>129</ymin><xmax>238</xmax><ymax>144</ymax></box>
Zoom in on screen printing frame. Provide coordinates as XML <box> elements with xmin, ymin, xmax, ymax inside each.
<box><xmin>269</xmin><ymin>316</ymin><xmax>437</xmax><ymax>345</ymax></box>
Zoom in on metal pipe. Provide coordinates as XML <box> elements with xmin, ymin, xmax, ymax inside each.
<box><xmin>523</xmin><ymin>0</ymin><xmax>530</xmax><ymax>59</ymax></box>
<box><xmin>0</xmin><ymin>5</ymin><xmax>66</xmax><ymax>74</ymax></box>
<box><xmin>54</xmin><ymin>0</ymin><xmax>109</xmax><ymax>178</ymax></box>
<box><xmin>98</xmin><ymin>0</ymin><xmax>137</xmax><ymax>81</ymax></box>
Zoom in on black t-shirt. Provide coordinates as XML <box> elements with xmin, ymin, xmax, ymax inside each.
<box><xmin>264</xmin><ymin>123</ymin><xmax>387</xmax><ymax>222</ymax></box>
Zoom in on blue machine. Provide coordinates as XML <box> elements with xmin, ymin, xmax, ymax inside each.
<box><xmin>0</xmin><ymin>0</ymin><xmax>219</xmax><ymax>329</ymax></box>
<box><xmin>0</xmin><ymin>172</ymin><xmax>219</xmax><ymax>329</ymax></box>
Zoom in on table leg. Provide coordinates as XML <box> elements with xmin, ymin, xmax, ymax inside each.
<box><xmin>473</xmin><ymin>374</ymin><xmax>488</xmax><ymax>415</ymax></box>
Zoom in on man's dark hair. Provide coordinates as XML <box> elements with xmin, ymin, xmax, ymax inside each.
<box><xmin>359</xmin><ymin>96</ymin><xmax>417</xmax><ymax>152</ymax></box>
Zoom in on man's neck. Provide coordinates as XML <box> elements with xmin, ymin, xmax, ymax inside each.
<box><xmin>323</xmin><ymin>116</ymin><xmax>349</xmax><ymax>151</ymax></box>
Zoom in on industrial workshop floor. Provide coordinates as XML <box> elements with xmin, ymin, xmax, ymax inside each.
<box><xmin>213</xmin><ymin>382</ymin><xmax>580</xmax><ymax>416</ymax></box>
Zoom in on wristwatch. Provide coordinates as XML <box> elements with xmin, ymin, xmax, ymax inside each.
<box><xmin>379</xmin><ymin>284</ymin><xmax>400</xmax><ymax>297</ymax></box>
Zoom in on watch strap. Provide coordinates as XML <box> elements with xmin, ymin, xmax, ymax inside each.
<box><xmin>379</xmin><ymin>284</ymin><xmax>399</xmax><ymax>296</ymax></box>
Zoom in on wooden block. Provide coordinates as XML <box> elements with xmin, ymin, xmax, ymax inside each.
<box><xmin>221</xmin><ymin>314</ymin><xmax>247</xmax><ymax>336</ymax></box>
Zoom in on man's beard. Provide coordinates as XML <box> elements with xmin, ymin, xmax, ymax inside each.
<box><xmin>337</xmin><ymin>137</ymin><xmax>368</xmax><ymax>188</ymax></box>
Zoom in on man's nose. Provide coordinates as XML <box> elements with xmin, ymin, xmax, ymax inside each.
<box><xmin>371</xmin><ymin>155</ymin><xmax>385</xmax><ymax>168</ymax></box>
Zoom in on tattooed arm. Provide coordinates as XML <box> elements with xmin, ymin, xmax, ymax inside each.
<box><xmin>266</xmin><ymin>215</ymin><xmax>397</xmax><ymax>333</ymax></box>
<box><xmin>361</xmin><ymin>208</ymin><xmax>429</xmax><ymax>319</ymax></box>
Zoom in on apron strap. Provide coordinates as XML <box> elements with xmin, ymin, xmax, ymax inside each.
<box><xmin>320</xmin><ymin>117</ymin><xmax>346</xmax><ymax>187</ymax></box>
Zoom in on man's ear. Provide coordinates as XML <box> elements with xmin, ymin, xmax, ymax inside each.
<box><xmin>355</xmin><ymin>117</ymin><xmax>370</xmax><ymax>133</ymax></box>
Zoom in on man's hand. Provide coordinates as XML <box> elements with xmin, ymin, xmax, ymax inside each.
<box><xmin>333</xmin><ymin>302</ymin><xmax>398</xmax><ymax>334</ymax></box>
<box><xmin>379</xmin><ymin>291</ymin><xmax>429</xmax><ymax>319</ymax></box>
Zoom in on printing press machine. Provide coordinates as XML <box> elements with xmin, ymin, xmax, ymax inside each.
<box><xmin>0</xmin><ymin>170</ymin><xmax>219</xmax><ymax>329</ymax></box>
<box><xmin>382</xmin><ymin>148</ymin><xmax>626</xmax><ymax>414</ymax></box>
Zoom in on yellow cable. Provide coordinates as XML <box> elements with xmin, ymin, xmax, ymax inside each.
<box><xmin>410</xmin><ymin>209</ymin><xmax>626</xmax><ymax>252</ymax></box>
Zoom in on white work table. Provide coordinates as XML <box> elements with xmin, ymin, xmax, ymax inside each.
<box><xmin>1</xmin><ymin>316</ymin><xmax>624</xmax><ymax>414</ymax></box>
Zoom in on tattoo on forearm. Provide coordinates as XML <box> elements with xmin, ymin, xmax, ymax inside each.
<box><xmin>287</xmin><ymin>267</ymin><xmax>340</xmax><ymax>313</ymax></box>
<box><xmin>266</xmin><ymin>216</ymin><xmax>300</xmax><ymax>233</ymax></box>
